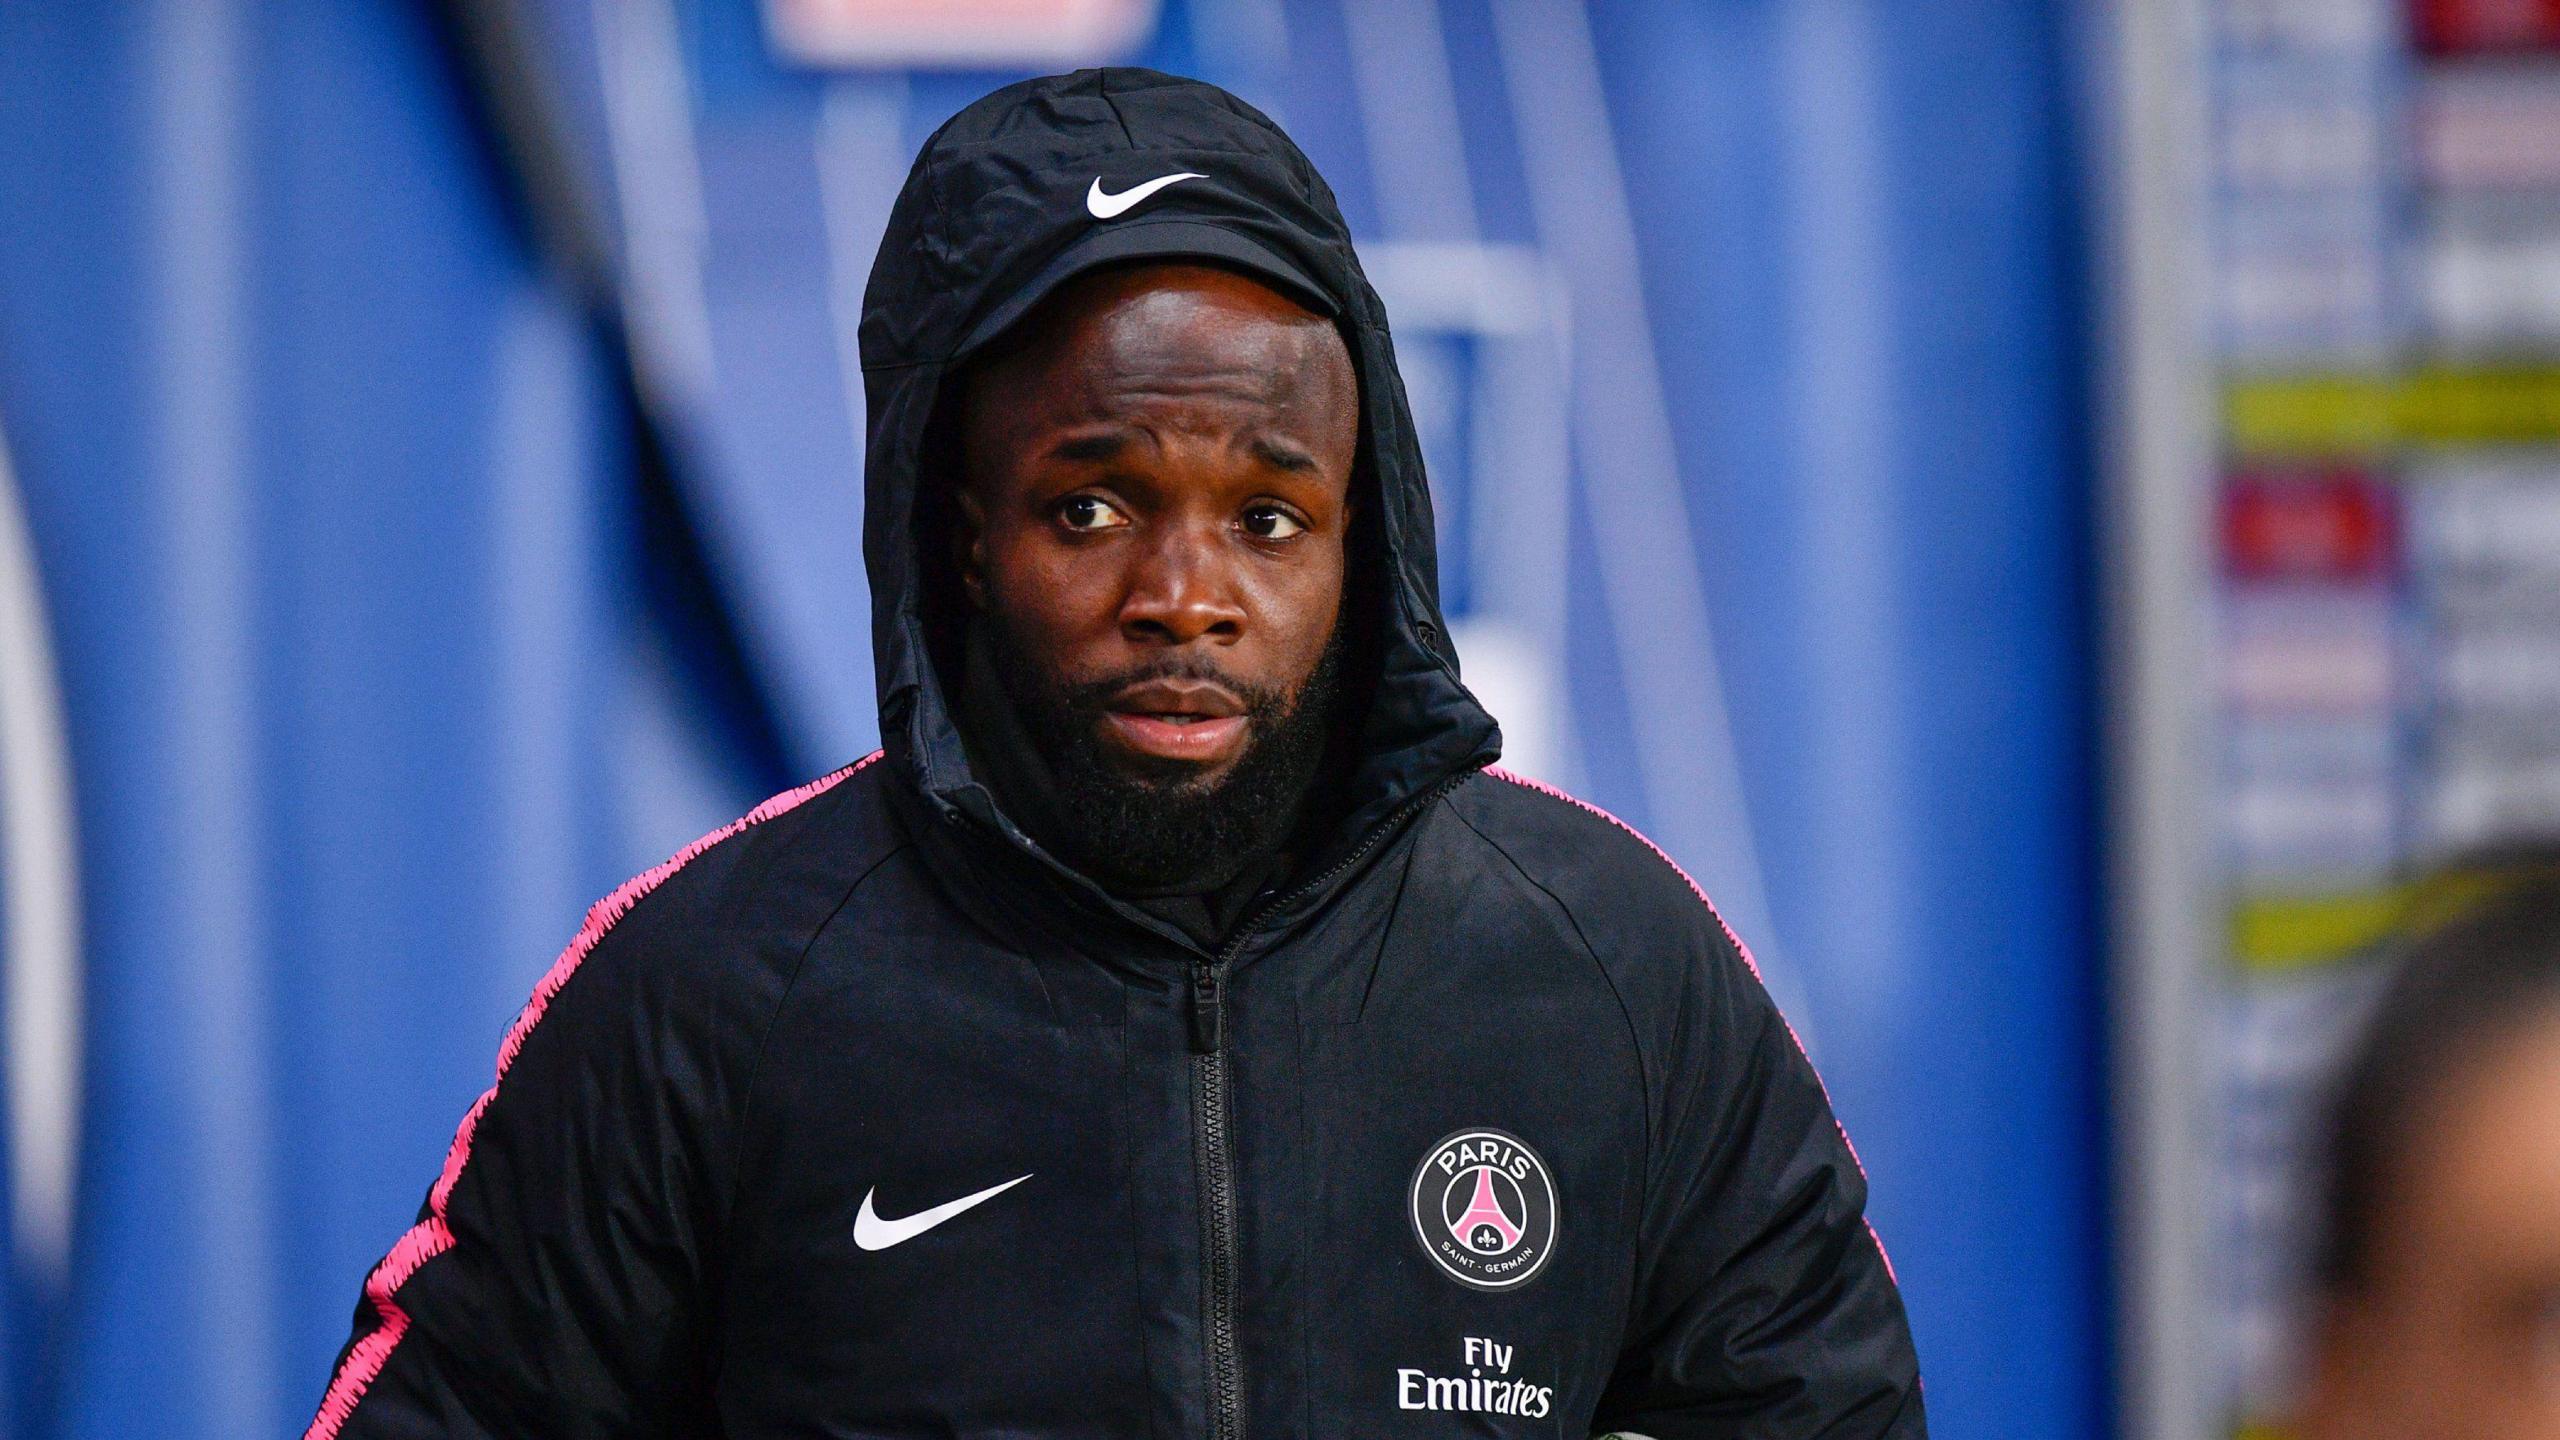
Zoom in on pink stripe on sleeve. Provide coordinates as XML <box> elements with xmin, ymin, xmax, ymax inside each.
<box><xmin>303</xmin><ymin>751</ymin><xmax>883</xmax><ymax>1439</ymax></box>
<box><xmin>1482</xmin><ymin>766</ymin><xmax>1902</xmax><ymax>1287</ymax></box>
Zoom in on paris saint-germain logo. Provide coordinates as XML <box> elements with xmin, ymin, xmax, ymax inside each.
<box><xmin>1408</xmin><ymin>1128</ymin><xmax>1558</xmax><ymax>1291</ymax></box>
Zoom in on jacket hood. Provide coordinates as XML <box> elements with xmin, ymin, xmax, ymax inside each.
<box><xmin>858</xmin><ymin>67</ymin><xmax>1501</xmax><ymax>949</ymax></box>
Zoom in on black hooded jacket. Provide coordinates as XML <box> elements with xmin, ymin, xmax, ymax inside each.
<box><xmin>306</xmin><ymin>68</ymin><xmax>1923</xmax><ymax>1440</ymax></box>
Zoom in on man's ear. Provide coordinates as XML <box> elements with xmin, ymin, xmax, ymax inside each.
<box><xmin>952</xmin><ymin>485</ymin><xmax>989</xmax><ymax>613</ymax></box>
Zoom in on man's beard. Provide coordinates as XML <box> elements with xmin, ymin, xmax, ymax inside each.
<box><xmin>982</xmin><ymin>613</ymin><xmax>1349</xmax><ymax>894</ymax></box>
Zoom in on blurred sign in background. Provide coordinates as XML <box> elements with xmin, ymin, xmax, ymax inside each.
<box><xmin>2110</xmin><ymin>0</ymin><xmax>2560</xmax><ymax>1436</ymax></box>
<box><xmin>763</xmin><ymin>0</ymin><xmax>1164</xmax><ymax>66</ymax></box>
<box><xmin>3</xmin><ymin>0</ymin><xmax>2108</xmax><ymax>1435</ymax></box>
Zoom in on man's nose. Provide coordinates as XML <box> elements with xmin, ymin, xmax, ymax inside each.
<box><xmin>1119</xmin><ymin>518</ymin><xmax>1245</xmax><ymax>645</ymax></box>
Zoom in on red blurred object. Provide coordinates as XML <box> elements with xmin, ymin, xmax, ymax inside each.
<box><xmin>2415</xmin><ymin>0</ymin><xmax>2560</xmax><ymax>53</ymax></box>
<box><xmin>2222</xmin><ymin>467</ymin><xmax>2399</xmax><ymax>581</ymax></box>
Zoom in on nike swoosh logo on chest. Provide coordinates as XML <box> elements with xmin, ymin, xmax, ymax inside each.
<box><xmin>853</xmin><ymin>1173</ymin><xmax>1035</xmax><ymax>1251</ymax></box>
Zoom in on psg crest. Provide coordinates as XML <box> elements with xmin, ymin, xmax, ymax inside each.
<box><xmin>1409</xmin><ymin>1128</ymin><xmax>1558</xmax><ymax>1291</ymax></box>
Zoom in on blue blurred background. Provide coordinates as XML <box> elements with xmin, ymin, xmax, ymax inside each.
<box><xmin>0</xmin><ymin>0</ymin><xmax>2104</xmax><ymax>1435</ymax></box>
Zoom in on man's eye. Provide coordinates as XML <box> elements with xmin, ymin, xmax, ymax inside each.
<box><xmin>1244</xmin><ymin>506</ymin><xmax>1306</xmax><ymax>540</ymax></box>
<box><xmin>1056</xmin><ymin>495</ymin><xmax>1127</xmax><ymax>532</ymax></box>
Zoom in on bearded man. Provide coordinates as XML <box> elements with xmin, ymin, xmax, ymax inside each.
<box><xmin>306</xmin><ymin>67</ymin><xmax>1924</xmax><ymax>1440</ymax></box>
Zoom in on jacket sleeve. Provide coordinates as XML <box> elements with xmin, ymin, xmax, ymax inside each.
<box><xmin>1590</xmin><ymin>911</ymin><xmax>1925</xmax><ymax>1439</ymax></box>
<box><xmin>302</xmin><ymin>904</ymin><xmax>735</xmax><ymax>1440</ymax></box>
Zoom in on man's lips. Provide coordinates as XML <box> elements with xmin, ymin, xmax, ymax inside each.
<box><xmin>1111</xmin><ymin>678</ymin><xmax>1244</xmax><ymax>719</ymax></box>
<box><xmin>1101</xmin><ymin>678</ymin><xmax>1250</xmax><ymax>763</ymax></box>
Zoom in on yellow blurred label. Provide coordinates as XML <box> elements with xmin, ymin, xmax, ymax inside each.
<box><xmin>2232</xmin><ymin>886</ymin><xmax>2410</xmax><ymax>970</ymax></box>
<box><xmin>2231</xmin><ymin>867</ymin><xmax>2546</xmax><ymax>972</ymax></box>
<box><xmin>2224</xmin><ymin>368</ymin><xmax>2560</xmax><ymax>455</ymax></box>
<box><xmin>2224</xmin><ymin>375</ymin><xmax>2395</xmax><ymax>455</ymax></box>
<box><xmin>2400</xmin><ymin>367</ymin><xmax>2560</xmax><ymax>443</ymax></box>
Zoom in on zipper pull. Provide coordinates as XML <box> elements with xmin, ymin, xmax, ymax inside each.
<box><xmin>1189</xmin><ymin>962</ymin><xmax>1225</xmax><ymax>1053</ymax></box>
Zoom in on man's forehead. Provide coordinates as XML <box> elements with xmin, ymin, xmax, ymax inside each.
<box><xmin>957</xmin><ymin>261</ymin><xmax>1359</xmax><ymax>464</ymax></box>
<box><xmin>980</xmin><ymin>261</ymin><xmax>1342</xmax><ymax>371</ymax></box>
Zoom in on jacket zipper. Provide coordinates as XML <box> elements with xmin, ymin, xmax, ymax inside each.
<box><xmin>1183</xmin><ymin>767</ymin><xmax>1474</xmax><ymax>1440</ymax></box>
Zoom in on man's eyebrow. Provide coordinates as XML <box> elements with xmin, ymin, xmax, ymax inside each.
<box><xmin>1044</xmin><ymin>433</ymin><xmax>1128</xmax><ymax>465</ymax></box>
<box><xmin>1044</xmin><ymin>431</ymin><xmax>1320</xmax><ymax>474</ymax></box>
<box><xmin>1246</xmin><ymin>436</ymin><xmax>1319</xmax><ymax>473</ymax></box>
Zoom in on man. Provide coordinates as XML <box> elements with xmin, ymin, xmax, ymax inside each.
<box><xmin>307</xmin><ymin>67</ymin><xmax>1922</xmax><ymax>1438</ymax></box>
<box><xmin>2294</xmin><ymin>868</ymin><xmax>2560</xmax><ymax>1439</ymax></box>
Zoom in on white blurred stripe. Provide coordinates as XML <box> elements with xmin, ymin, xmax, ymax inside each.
<box><xmin>2097</xmin><ymin>0</ymin><xmax>2221</xmax><ymax>1432</ymax></box>
<box><xmin>1486</xmin><ymin>0</ymin><xmax>1799</xmax><ymax>1024</ymax></box>
<box><xmin>1335</xmin><ymin>0</ymin><xmax>1578</xmax><ymax>782</ymax></box>
<box><xmin>816</xmin><ymin>74</ymin><xmax>911</xmax><ymax>467</ymax></box>
<box><xmin>490</xmin><ymin>285</ymin><xmax>589</xmax><ymax>1019</ymax></box>
<box><xmin>1339</xmin><ymin>0</ymin><xmax>1480</xmax><ymax>242</ymax></box>
<box><xmin>596</xmin><ymin>0</ymin><xmax>720</xmax><ymax>410</ymax></box>
<box><xmin>1777</xmin><ymin>0</ymin><xmax>1910</xmax><ymax>1025</ymax></box>
<box><xmin>1357</xmin><ymin>240</ymin><xmax>1580</xmax><ymax>785</ymax></box>
<box><xmin>150</xmin><ymin>0</ymin><xmax>278</xmax><ymax>1426</ymax></box>
<box><xmin>0</xmin><ymin>420</ymin><xmax>80</xmax><ymax>1292</ymax></box>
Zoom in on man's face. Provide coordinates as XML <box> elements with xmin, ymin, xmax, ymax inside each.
<box><xmin>2301</xmin><ymin>1007</ymin><xmax>2560</xmax><ymax>1440</ymax></box>
<box><xmin>952</xmin><ymin>262</ymin><xmax>1359</xmax><ymax>882</ymax></box>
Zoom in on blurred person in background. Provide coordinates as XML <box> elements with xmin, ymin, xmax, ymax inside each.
<box><xmin>2295</xmin><ymin>868</ymin><xmax>2560</xmax><ymax>1439</ymax></box>
<box><xmin>300</xmin><ymin>68</ymin><xmax>1920</xmax><ymax>1438</ymax></box>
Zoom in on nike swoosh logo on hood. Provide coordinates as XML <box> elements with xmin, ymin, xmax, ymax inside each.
<box><xmin>1086</xmin><ymin>172</ymin><xmax>1203</xmax><ymax>219</ymax></box>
